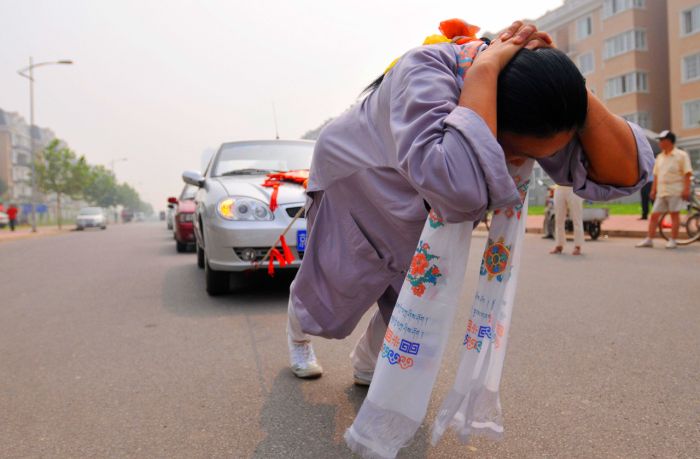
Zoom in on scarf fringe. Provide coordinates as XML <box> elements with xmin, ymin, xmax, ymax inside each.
<box><xmin>344</xmin><ymin>399</ymin><xmax>420</xmax><ymax>459</ymax></box>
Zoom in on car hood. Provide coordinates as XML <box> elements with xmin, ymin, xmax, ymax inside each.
<box><xmin>214</xmin><ymin>175</ymin><xmax>306</xmax><ymax>205</ymax></box>
<box><xmin>177</xmin><ymin>199</ymin><xmax>196</xmax><ymax>213</ymax></box>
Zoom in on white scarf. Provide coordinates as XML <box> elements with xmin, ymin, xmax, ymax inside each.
<box><xmin>345</xmin><ymin>161</ymin><xmax>533</xmax><ymax>458</ymax></box>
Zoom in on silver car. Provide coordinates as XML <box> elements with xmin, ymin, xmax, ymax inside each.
<box><xmin>183</xmin><ymin>139</ymin><xmax>314</xmax><ymax>295</ymax></box>
<box><xmin>76</xmin><ymin>207</ymin><xmax>107</xmax><ymax>230</ymax></box>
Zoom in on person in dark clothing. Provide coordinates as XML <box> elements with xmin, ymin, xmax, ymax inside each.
<box><xmin>639</xmin><ymin>179</ymin><xmax>653</xmax><ymax>220</ymax></box>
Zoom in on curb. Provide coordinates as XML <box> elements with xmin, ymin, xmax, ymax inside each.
<box><xmin>524</xmin><ymin>227</ymin><xmax>647</xmax><ymax>238</ymax></box>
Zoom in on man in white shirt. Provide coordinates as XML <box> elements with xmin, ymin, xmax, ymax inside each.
<box><xmin>636</xmin><ymin>131</ymin><xmax>693</xmax><ymax>249</ymax></box>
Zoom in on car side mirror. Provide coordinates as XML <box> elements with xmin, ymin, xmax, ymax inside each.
<box><xmin>182</xmin><ymin>170</ymin><xmax>205</xmax><ymax>187</ymax></box>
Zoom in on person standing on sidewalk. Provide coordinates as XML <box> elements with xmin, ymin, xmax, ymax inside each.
<box><xmin>549</xmin><ymin>185</ymin><xmax>584</xmax><ymax>255</ymax></box>
<box><xmin>639</xmin><ymin>178</ymin><xmax>653</xmax><ymax>220</ymax></box>
<box><xmin>7</xmin><ymin>204</ymin><xmax>19</xmax><ymax>232</ymax></box>
<box><xmin>636</xmin><ymin>130</ymin><xmax>693</xmax><ymax>249</ymax></box>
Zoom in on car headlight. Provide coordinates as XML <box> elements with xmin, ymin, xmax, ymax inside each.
<box><xmin>178</xmin><ymin>213</ymin><xmax>194</xmax><ymax>223</ymax></box>
<box><xmin>217</xmin><ymin>197</ymin><xmax>273</xmax><ymax>221</ymax></box>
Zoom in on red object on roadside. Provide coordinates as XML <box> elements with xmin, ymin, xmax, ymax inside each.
<box><xmin>7</xmin><ymin>206</ymin><xmax>18</xmax><ymax>220</ymax></box>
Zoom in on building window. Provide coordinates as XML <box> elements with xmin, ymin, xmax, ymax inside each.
<box><xmin>682</xmin><ymin>6</ymin><xmax>700</xmax><ymax>36</ymax></box>
<box><xmin>576</xmin><ymin>16</ymin><xmax>592</xmax><ymax>40</ymax></box>
<box><xmin>603</xmin><ymin>0</ymin><xmax>645</xmax><ymax>19</ymax></box>
<box><xmin>686</xmin><ymin>148</ymin><xmax>700</xmax><ymax>171</ymax></box>
<box><xmin>683</xmin><ymin>53</ymin><xmax>700</xmax><ymax>82</ymax></box>
<box><xmin>683</xmin><ymin>99</ymin><xmax>700</xmax><ymax>129</ymax></box>
<box><xmin>603</xmin><ymin>29</ymin><xmax>647</xmax><ymax>59</ymax></box>
<box><xmin>621</xmin><ymin>112</ymin><xmax>651</xmax><ymax>129</ymax></box>
<box><xmin>578</xmin><ymin>52</ymin><xmax>595</xmax><ymax>75</ymax></box>
<box><xmin>604</xmin><ymin>72</ymin><xmax>648</xmax><ymax>99</ymax></box>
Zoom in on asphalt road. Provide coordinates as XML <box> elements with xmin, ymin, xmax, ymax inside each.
<box><xmin>1</xmin><ymin>222</ymin><xmax>698</xmax><ymax>458</ymax></box>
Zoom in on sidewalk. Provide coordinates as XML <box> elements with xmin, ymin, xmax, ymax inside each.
<box><xmin>475</xmin><ymin>215</ymin><xmax>649</xmax><ymax>238</ymax></box>
<box><xmin>0</xmin><ymin>226</ymin><xmax>72</xmax><ymax>244</ymax></box>
<box><xmin>525</xmin><ymin>214</ymin><xmax>648</xmax><ymax>238</ymax></box>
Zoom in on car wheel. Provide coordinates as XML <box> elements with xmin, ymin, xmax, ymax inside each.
<box><xmin>176</xmin><ymin>240</ymin><xmax>187</xmax><ymax>253</ymax></box>
<box><xmin>588</xmin><ymin>222</ymin><xmax>601</xmax><ymax>240</ymax></box>
<box><xmin>205</xmin><ymin>255</ymin><xmax>229</xmax><ymax>296</ymax></box>
<box><xmin>196</xmin><ymin>243</ymin><xmax>205</xmax><ymax>269</ymax></box>
<box><xmin>101</xmin><ymin>226</ymin><xmax>107</xmax><ymax>230</ymax></box>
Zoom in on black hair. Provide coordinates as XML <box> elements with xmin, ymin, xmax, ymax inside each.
<box><xmin>497</xmin><ymin>47</ymin><xmax>587</xmax><ymax>137</ymax></box>
<box><xmin>361</xmin><ymin>46</ymin><xmax>587</xmax><ymax>138</ymax></box>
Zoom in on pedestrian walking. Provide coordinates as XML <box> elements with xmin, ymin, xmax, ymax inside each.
<box><xmin>7</xmin><ymin>204</ymin><xmax>19</xmax><ymax>232</ymax></box>
<box><xmin>636</xmin><ymin>130</ymin><xmax>693</xmax><ymax>249</ymax></box>
<box><xmin>550</xmin><ymin>185</ymin><xmax>584</xmax><ymax>255</ymax></box>
<box><xmin>286</xmin><ymin>19</ymin><xmax>653</xmax><ymax>387</ymax></box>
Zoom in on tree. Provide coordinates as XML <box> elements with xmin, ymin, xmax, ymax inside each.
<box><xmin>84</xmin><ymin>165</ymin><xmax>118</xmax><ymax>208</ymax></box>
<box><xmin>116</xmin><ymin>182</ymin><xmax>140</xmax><ymax>210</ymax></box>
<box><xmin>34</xmin><ymin>139</ymin><xmax>90</xmax><ymax>229</ymax></box>
<box><xmin>0</xmin><ymin>177</ymin><xmax>7</xmax><ymax>199</ymax></box>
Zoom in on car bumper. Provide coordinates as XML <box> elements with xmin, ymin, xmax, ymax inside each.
<box><xmin>204</xmin><ymin>212</ymin><xmax>306</xmax><ymax>272</ymax></box>
<box><xmin>175</xmin><ymin>222</ymin><xmax>195</xmax><ymax>243</ymax></box>
<box><xmin>77</xmin><ymin>220</ymin><xmax>104</xmax><ymax>228</ymax></box>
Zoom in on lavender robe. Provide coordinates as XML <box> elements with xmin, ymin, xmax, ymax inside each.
<box><xmin>292</xmin><ymin>43</ymin><xmax>654</xmax><ymax>339</ymax></box>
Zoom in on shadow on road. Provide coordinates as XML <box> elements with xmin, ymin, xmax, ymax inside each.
<box><xmin>252</xmin><ymin>370</ymin><xmax>360</xmax><ymax>458</ymax></box>
<box><xmin>252</xmin><ymin>369</ymin><xmax>431</xmax><ymax>458</ymax></box>
<box><xmin>161</xmin><ymin>263</ymin><xmax>295</xmax><ymax>318</ymax></box>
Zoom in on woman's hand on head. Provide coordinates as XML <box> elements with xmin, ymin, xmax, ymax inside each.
<box><xmin>475</xmin><ymin>21</ymin><xmax>553</xmax><ymax>73</ymax></box>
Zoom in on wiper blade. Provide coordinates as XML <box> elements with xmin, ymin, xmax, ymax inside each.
<box><xmin>218</xmin><ymin>168</ymin><xmax>277</xmax><ymax>176</ymax></box>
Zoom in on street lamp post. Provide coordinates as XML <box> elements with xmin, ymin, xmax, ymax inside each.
<box><xmin>17</xmin><ymin>57</ymin><xmax>73</xmax><ymax>232</ymax></box>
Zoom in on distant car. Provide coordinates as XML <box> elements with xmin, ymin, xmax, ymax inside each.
<box><xmin>0</xmin><ymin>211</ymin><xmax>8</xmax><ymax>229</ymax></box>
<box><xmin>122</xmin><ymin>209</ymin><xmax>134</xmax><ymax>223</ymax></box>
<box><xmin>171</xmin><ymin>184</ymin><xmax>198</xmax><ymax>253</ymax></box>
<box><xmin>183</xmin><ymin>139</ymin><xmax>313</xmax><ymax>295</ymax></box>
<box><xmin>76</xmin><ymin>207</ymin><xmax>107</xmax><ymax>230</ymax></box>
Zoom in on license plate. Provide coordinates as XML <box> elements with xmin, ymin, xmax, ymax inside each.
<box><xmin>296</xmin><ymin>230</ymin><xmax>307</xmax><ymax>252</ymax></box>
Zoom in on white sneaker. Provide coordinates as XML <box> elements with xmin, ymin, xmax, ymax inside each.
<box><xmin>288</xmin><ymin>338</ymin><xmax>323</xmax><ymax>379</ymax></box>
<box><xmin>665</xmin><ymin>239</ymin><xmax>678</xmax><ymax>249</ymax></box>
<box><xmin>635</xmin><ymin>238</ymin><xmax>653</xmax><ymax>248</ymax></box>
<box><xmin>352</xmin><ymin>371</ymin><xmax>373</xmax><ymax>386</ymax></box>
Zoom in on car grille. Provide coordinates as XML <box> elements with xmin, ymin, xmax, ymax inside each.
<box><xmin>285</xmin><ymin>206</ymin><xmax>305</xmax><ymax>219</ymax></box>
<box><xmin>234</xmin><ymin>247</ymin><xmax>304</xmax><ymax>262</ymax></box>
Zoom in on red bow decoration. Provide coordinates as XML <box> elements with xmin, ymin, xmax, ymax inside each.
<box><xmin>439</xmin><ymin>18</ymin><xmax>480</xmax><ymax>45</ymax></box>
<box><xmin>262</xmin><ymin>169</ymin><xmax>310</xmax><ymax>212</ymax></box>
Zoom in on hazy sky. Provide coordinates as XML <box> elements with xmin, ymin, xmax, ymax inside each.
<box><xmin>1</xmin><ymin>0</ymin><xmax>564</xmax><ymax>209</ymax></box>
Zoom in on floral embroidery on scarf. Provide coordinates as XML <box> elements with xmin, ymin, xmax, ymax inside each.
<box><xmin>407</xmin><ymin>242</ymin><xmax>442</xmax><ymax>296</ymax></box>
<box><xmin>428</xmin><ymin>209</ymin><xmax>445</xmax><ymax>228</ymax></box>
<box><xmin>479</xmin><ymin>237</ymin><xmax>511</xmax><ymax>282</ymax></box>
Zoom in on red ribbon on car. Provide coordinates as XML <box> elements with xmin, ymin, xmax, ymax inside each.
<box><xmin>261</xmin><ymin>169</ymin><xmax>310</xmax><ymax>276</ymax></box>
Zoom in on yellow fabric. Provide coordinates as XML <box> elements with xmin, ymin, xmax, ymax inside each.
<box><xmin>422</xmin><ymin>34</ymin><xmax>452</xmax><ymax>45</ymax></box>
<box><xmin>653</xmin><ymin>148</ymin><xmax>693</xmax><ymax>197</ymax></box>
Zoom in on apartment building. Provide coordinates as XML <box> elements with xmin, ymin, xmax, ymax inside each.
<box><xmin>668</xmin><ymin>0</ymin><xmax>700</xmax><ymax>166</ymax></box>
<box><xmin>0</xmin><ymin>108</ymin><xmax>55</xmax><ymax>203</ymax></box>
<box><xmin>536</xmin><ymin>0</ymin><xmax>700</xmax><ymax>171</ymax></box>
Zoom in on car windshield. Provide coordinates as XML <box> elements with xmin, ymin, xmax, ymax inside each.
<box><xmin>180</xmin><ymin>185</ymin><xmax>198</xmax><ymax>200</ymax></box>
<box><xmin>211</xmin><ymin>142</ymin><xmax>314</xmax><ymax>177</ymax></box>
<box><xmin>79</xmin><ymin>208</ymin><xmax>102</xmax><ymax>215</ymax></box>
